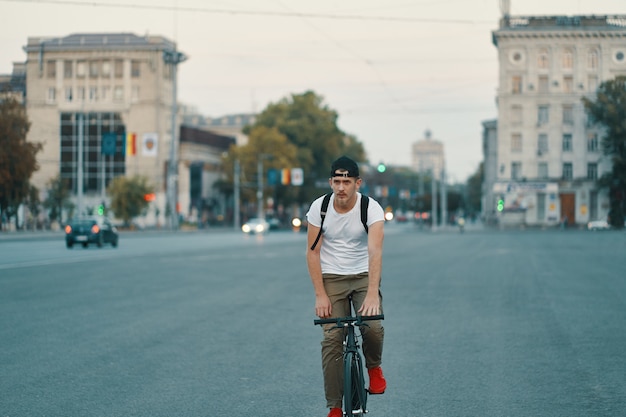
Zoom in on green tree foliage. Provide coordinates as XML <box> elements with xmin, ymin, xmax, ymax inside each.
<box><xmin>0</xmin><ymin>97</ymin><xmax>42</xmax><ymax>230</ymax></box>
<box><xmin>43</xmin><ymin>175</ymin><xmax>73</xmax><ymax>224</ymax></box>
<box><xmin>222</xmin><ymin>126</ymin><xmax>299</xmax><ymax>208</ymax></box>
<box><xmin>25</xmin><ymin>184</ymin><xmax>41</xmax><ymax>230</ymax></box>
<box><xmin>247</xmin><ymin>90</ymin><xmax>366</xmax><ymax>203</ymax></box>
<box><xmin>582</xmin><ymin>75</ymin><xmax>626</xmax><ymax>228</ymax></box>
<box><xmin>107</xmin><ymin>176</ymin><xmax>153</xmax><ymax>226</ymax></box>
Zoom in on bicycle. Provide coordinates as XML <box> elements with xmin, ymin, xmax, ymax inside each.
<box><xmin>314</xmin><ymin>299</ymin><xmax>384</xmax><ymax>417</ymax></box>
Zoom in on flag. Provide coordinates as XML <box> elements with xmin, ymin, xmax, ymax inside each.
<box><xmin>142</xmin><ymin>133</ymin><xmax>158</xmax><ymax>157</ymax></box>
<box><xmin>280</xmin><ymin>168</ymin><xmax>290</xmax><ymax>185</ymax></box>
<box><xmin>126</xmin><ymin>132</ymin><xmax>136</xmax><ymax>156</ymax></box>
<box><xmin>291</xmin><ymin>168</ymin><xmax>303</xmax><ymax>186</ymax></box>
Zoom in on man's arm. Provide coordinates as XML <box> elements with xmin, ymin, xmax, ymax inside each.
<box><xmin>306</xmin><ymin>224</ymin><xmax>332</xmax><ymax>318</ymax></box>
<box><xmin>358</xmin><ymin>220</ymin><xmax>384</xmax><ymax>316</ymax></box>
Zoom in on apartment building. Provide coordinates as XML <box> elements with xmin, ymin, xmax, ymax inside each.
<box><xmin>23</xmin><ymin>33</ymin><xmax>186</xmax><ymax>225</ymax></box>
<box><xmin>489</xmin><ymin>14</ymin><xmax>626</xmax><ymax>227</ymax></box>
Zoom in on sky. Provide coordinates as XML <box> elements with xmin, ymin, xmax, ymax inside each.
<box><xmin>1</xmin><ymin>0</ymin><xmax>625</xmax><ymax>182</ymax></box>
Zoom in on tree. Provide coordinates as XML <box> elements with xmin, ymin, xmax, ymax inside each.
<box><xmin>582</xmin><ymin>75</ymin><xmax>626</xmax><ymax>229</ymax></box>
<box><xmin>24</xmin><ymin>184</ymin><xmax>41</xmax><ymax>230</ymax></box>
<box><xmin>0</xmin><ymin>96</ymin><xmax>42</xmax><ymax>230</ymax></box>
<box><xmin>466</xmin><ymin>163</ymin><xmax>484</xmax><ymax>216</ymax></box>
<box><xmin>222</xmin><ymin>126</ymin><xmax>299</xmax><ymax>217</ymax></box>
<box><xmin>247</xmin><ymin>90</ymin><xmax>366</xmax><ymax>204</ymax></box>
<box><xmin>107</xmin><ymin>176</ymin><xmax>153</xmax><ymax>227</ymax></box>
<box><xmin>43</xmin><ymin>175</ymin><xmax>73</xmax><ymax>226</ymax></box>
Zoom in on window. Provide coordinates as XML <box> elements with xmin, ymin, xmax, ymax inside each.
<box><xmin>60</xmin><ymin>112</ymin><xmax>126</xmax><ymax>194</ymax></box>
<box><xmin>588</xmin><ymin>75</ymin><xmax>598</xmax><ymax>92</ymax></box>
<box><xmin>562</xmin><ymin>134</ymin><xmax>573</xmax><ymax>152</ymax></box>
<box><xmin>587</xmin><ymin>132</ymin><xmax>599</xmax><ymax>152</ymax></box>
<box><xmin>511</xmin><ymin>105</ymin><xmax>523</xmax><ymax>125</ymax></box>
<box><xmin>113</xmin><ymin>86</ymin><xmax>124</xmax><ymax>102</ymax></box>
<box><xmin>65</xmin><ymin>87</ymin><xmax>73</xmax><ymax>102</ymax></box>
<box><xmin>511</xmin><ymin>133</ymin><xmax>522</xmax><ymax>152</ymax></box>
<box><xmin>538</xmin><ymin>134</ymin><xmax>549</xmax><ymax>155</ymax></box>
<box><xmin>562</xmin><ymin>48</ymin><xmax>574</xmax><ymax>69</ymax></box>
<box><xmin>101</xmin><ymin>86</ymin><xmax>110</xmax><ymax>101</ymax></box>
<box><xmin>588</xmin><ymin>49</ymin><xmax>598</xmax><ymax>69</ymax></box>
<box><xmin>537</xmin><ymin>193</ymin><xmax>546</xmax><ymax>221</ymax></box>
<box><xmin>562</xmin><ymin>163</ymin><xmax>573</xmax><ymax>180</ymax></box>
<box><xmin>89</xmin><ymin>61</ymin><xmax>99</xmax><ymax>78</ymax></box>
<box><xmin>563</xmin><ymin>76</ymin><xmax>574</xmax><ymax>93</ymax></box>
<box><xmin>76</xmin><ymin>87</ymin><xmax>85</xmax><ymax>101</ymax></box>
<box><xmin>46</xmin><ymin>60</ymin><xmax>56</xmax><ymax>78</ymax></box>
<box><xmin>131</xmin><ymin>60</ymin><xmax>140</xmax><ymax>78</ymax></box>
<box><xmin>89</xmin><ymin>87</ymin><xmax>98</xmax><ymax>101</ymax></box>
<box><xmin>538</xmin><ymin>49</ymin><xmax>549</xmax><ymax>69</ymax></box>
<box><xmin>512</xmin><ymin>76</ymin><xmax>522</xmax><ymax>94</ymax></box>
<box><xmin>101</xmin><ymin>61</ymin><xmax>111</xmax><ymax>77</ymax></box>
<box><xmin>511</xmin><ymin>162</ymin><xmax>522</xmax><ymax>180</ymax></box>
<box><xmin>587</xmin><ymin>163</ymin><xmax>598</xmax><ymax>180</ymax></box>
<box><xmin>538</xmin><ymin>105</ymin><xmax>549</xmax><ymax>125</ymax></box>
<box><xmin>64</xmin><ymin>61</ymin><xmax>73</xmax><ymax>79</ymax></box>
<box><xmin>47</xmin><ymin>87</ymin><xmax>56</xmax><ymax>103</ymax></box>
<box><xmin>538</xmin><ymin>75</ymin><xmax>549</xmax><ymax>93</ymax></box>
<box><xmin>562</xmin><ymin>105</ymin><xmax>574</xmax><ymax>125</ymax></box>
<box><xmin>76</xmin><ymin>61</ymin><xmax>86</xmax><ymax>78</ymax></box>
<box><xmin>538</xmin><ymin>162</ymin><xmax>548</xmax><ymax>179</ymax></box>
<box><xmin>114</xmin><ymin>59</ymin><xmax>124</xmax><ymax>78</ymax></box>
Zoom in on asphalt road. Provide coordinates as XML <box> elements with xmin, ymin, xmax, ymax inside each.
<box><xmin>1</xmin><ymin>225</ymin><xmax>625</xmax><ymax>416</ymax></box>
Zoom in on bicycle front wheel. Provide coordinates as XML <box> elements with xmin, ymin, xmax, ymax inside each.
<box><xmin>344</xmin><ymin>352</ymin><xmax>367</xmax><ymax>416</ymax></box>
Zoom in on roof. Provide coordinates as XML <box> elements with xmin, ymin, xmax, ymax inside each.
<box><xmin>180</xmin><ymin>125</ymin><xmax>236</xmax><ymax>150</ymax></box>
<box><xmin>24</xmin><ymin>33</ymin><xmax>177</xmax><ymax>52</ymax></box>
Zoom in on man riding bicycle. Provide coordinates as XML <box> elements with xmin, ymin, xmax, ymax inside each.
<box><xmin>306</xmin><ymin>156</ymin><xmax>387</xmax><ymax>417</ymax></box>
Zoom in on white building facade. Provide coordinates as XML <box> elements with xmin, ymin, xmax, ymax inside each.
<box><xmin>490</xmin><ymin>14</ymin><xmax>626</xmax><ymax>227</ymax></box>
<box><xmin>23</xmin><ymin>33</ymin><xmax>184</xmax><ymax>225</ymax></box>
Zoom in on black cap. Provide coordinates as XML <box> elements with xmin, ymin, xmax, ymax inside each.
<box><xmin>330</xmin><ymin>156</ymin><xmax>360</xmax><ymax>178</ymax></box>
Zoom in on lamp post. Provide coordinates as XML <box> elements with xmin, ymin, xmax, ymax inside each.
<box><xmin>163</xmin><ymin>47</ymin><xmax>187</xmax><ymax>230</ymax></box>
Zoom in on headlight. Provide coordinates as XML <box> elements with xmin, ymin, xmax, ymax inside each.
<box><xmin>255</xmin><ymin>224</ymin><xmax>265</xmax><ymax>233</ymax></box>
<box><xmin>384</xmin><ymin>212</ymin><xmax>394</xmax><ymax>221</ymax></box>
<box><xmin>292</xmin><ymin>218</ymin><xmax>302</xmax><ymax>227</ymax></box>
<box><xmin>242</xmin><ymin>224</ymin><xmax>251</xmax><ymax>233</ymax></box>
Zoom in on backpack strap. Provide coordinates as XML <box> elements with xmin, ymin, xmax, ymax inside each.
<box><xmin>310</xmin><ymin>193</ymin><xmax>332</xmax><ymax>251</ymax></box>
<box><xmin>361</xmin><ymin>194</ymin><xmax>369</xmax><ymax>233</ymax></box>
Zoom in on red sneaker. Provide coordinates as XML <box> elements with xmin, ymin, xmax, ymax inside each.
<box><xmin>368</xmin><ymin>366</ymin><xmax>386</xmax><ymax>394</ymax></box>
<box><xmin>327</xmin><ymin>407</ymin><xmax>342</xmax><ymax>417</ymax></box>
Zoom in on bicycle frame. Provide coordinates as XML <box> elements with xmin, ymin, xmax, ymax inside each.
<box><xmin>315</xmin><ymin>306</ymin><xmax>384</xmax><ymax>416</ymax></box>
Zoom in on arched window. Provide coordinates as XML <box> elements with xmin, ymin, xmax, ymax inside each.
<box><xmin>587</xmin><ymin>49</ymin><xmax>598</xmax><ymax>70</ymax></box>
<box><xmin>562</xmin><ymin>48</ymin><xmax>573</xmax><ymax>69</ymax></box>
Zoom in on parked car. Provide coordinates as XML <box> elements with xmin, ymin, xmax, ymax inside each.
<box><xmin>241</xmin><ymin>218</ymin><xmax>270</xmax><ymax>234</ymax></box>
<box><xmin>587</xmin><ymin>219</ymin><xmax>610</xmax><ymax>231</ymax></box>
<box><xmin>65</xmin><ymin>216</ymin><xmax>119</xmax><ymax>248</ymax></box>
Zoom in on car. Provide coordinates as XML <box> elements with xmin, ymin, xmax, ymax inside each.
<box><xmin>241</xmin><ymin>218</ymin><xmax>270</xmax><ymax>234</ymax></box>
<box><xmin>587</xmin><ymin>219</ymin><xmax>610</xmax><ymax>231</ymax></box>
<box><xmin>65</xmin><ymin>216</ymin><xmax>119</xmax><ymax>248</ymax></box>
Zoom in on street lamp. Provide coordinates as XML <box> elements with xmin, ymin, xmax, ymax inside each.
<box><xmin>163</xmin><ymin>47</ymin><xmax>187</xmax><ymax>230</ymax></box>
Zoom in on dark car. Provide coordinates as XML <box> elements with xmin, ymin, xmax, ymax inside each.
<box><xmin>65</xmin><ymin>216</ymin><xmax>119</xmax><ymax>248</ymax></box>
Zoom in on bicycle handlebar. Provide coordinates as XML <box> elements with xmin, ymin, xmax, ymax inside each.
<box><xmin>314</xmin><ymin>314</ymin><xmax>384</xmax><ymax>326</ymax></box>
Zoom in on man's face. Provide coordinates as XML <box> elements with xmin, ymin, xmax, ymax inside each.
<box><xmin>329</xmin><ymin>172</ymin><xmax>361</xmax><ymax>206</ymax></box>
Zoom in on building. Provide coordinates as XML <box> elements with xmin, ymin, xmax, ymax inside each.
<box><xmin>490</xmin><ymin>12</ymin><xmax>626</xmax><ymax>227</ymax></box>
<box><xmin>411</xmin><ymin>129</ymin><xmax>445</xmax><ymax>180</ymax></box>
<box><xmin>21</xmin><ymin>33</ymin><xmax>191</xmax><ymax>226</ymax></box>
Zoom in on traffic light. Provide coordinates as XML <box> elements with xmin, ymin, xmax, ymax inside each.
<box><xmin>497</xmin><ymin>197</ymin><xmax>504</xmax><ymax>212</ymax></box>
<box><xmin>377</xmin><ymin>163</ymin><xmax>386</xmax><ymax>173</ymax></box>
<box><xmin>97</xmin><ymin>204</ymin><xmax>105</xmax><ymax>215</ymax></box>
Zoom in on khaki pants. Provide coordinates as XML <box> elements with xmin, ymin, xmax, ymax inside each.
<box><xmin>320</xmin><ymin>272</ymin><xmax>384</xmax><ymax>409</ymax></box>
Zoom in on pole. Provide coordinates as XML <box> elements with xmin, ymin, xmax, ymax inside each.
<box><xmin>257</xmin><ymin>158</ymin><xmax>263</xmax><ymax>220</ymax></box>
<box><xmin>234</xmin><ymin>160</ymin><xmax>240</xmax><ymax>231</ymax></box>
<box><xmin>440</xmin><ymin>168</ymin><xmax>447</xmax><ymax>228</ymax></box>
<box><xmin>164</xmin><ymin>47</ymin><xmax>187</xmax><ymax>230</ymax></box>
<box><xmin>431</xmin><ymin>169</ymin><xmax>437</xmax><ymax>231</ymax></box>
<box><xmin>77</xmin><ymin>112</ymin><xmax>84</xmax><ymax>217</ymax></box>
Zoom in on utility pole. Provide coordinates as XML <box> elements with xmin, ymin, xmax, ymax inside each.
<box><xmin>440</xmin><ymin>167</ymin><xmax>447</xmax><ymax>228</ymax></box>
<box><xmin>431</xmin><ymin>169</ymin><xmax>438</xmax><ymax>231</ymax></box>
<box><xmin>77</xmin><ymin>112</ymin><xmax>84</xmax><ymax>217</ymax></box>
<box><xmin>163</xmin><ymin>47</ymin><xmax>187</xmax><ymax>230</ymax></box>
<box><xmin>234</xmin><ymin>160</ymin><xmax>240</xmax><ymax>231</ymax></box>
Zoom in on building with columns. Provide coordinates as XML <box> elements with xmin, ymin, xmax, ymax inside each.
<box><xmin>489</xmin><ymin>12</ymin><xmax>626</xmax><ymax>227</ymax></box>
<box><xmin>411</xmin><ymin>129</ymin><xmax>445</xmax><ymax>180</ymax></box>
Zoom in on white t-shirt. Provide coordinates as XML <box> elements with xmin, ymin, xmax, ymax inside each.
<box><xmin>306</xmin><ymin>192</ymin><xmax>385</xmax><ymax>275</ymax></box>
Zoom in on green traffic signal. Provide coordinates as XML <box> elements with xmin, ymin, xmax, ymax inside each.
<box><xmin>377</xmin><ymin>163</ymin><xmax>386</xmax><ymax>173</ymax></box>
<box><xmin>97</xmin><ymin>205</ymin><xmax>104</xmax><ymax>215</ymax></box>
<box><xmin>497</xmin><ymin>199</ymin><xmax>504</xmax><ymax>212</ymax></box>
